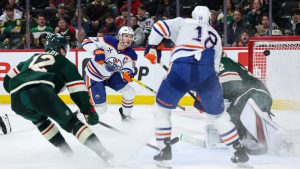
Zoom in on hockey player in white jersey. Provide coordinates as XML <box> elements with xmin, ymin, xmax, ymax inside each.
<box><xmin>144</xmin><ymin>6</ymin><xmax>250</xmax><ymax>168</ymax></box>
<box><xmin>82</xmin><ymin>26</ymin><xmax>137</xmax><ymax>121</ymax></box>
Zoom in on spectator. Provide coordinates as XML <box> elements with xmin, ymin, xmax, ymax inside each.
<box><xmin>142</xmin><ymin>0</ymin><xmax>159</xmax><ymax>16</ymax></box>
<box><xmin>227</xmin><ymin>9</ymin><xmax>246</xmax><ymax>46</ymax></box>
<box><xmin>137</xmin><ymin>4</ymin><xmax>154</xmax><ymax>41</ymax></box>
<box><xmin>155</xmin><ymin>0</ymin><xmax>175</xmax><ymax>20</ymax></box>
<box><xmin>0</xmin><ymin>5</ymin><xmax>23</xmax><ymax>49</ymax></box>
<box><xmin>119</xmin><ymin>0</ymin><xmax>141</xmax><ymax>15</ymax></box>
<box><xmin>49</xmin><ymin>0</ymin><xmax>75</xmax><ymax>9</ymax></box>
<box><xmin>54</xmin><ymin>17</ymin><xmax>77</xmax><ymax>48</ymax></box>
<box><xmin>49</xmin><ymin>3</ymin><xmax>69</xmax><ymax>28</ymax></box>
<box><xmin>21</xmin><ymin>11</ymin><xmax>38</xmax><ymax>34</ymax></box>
<box><xmin>238</xmin><ymin>0</ymin><xmax>252</xmax><ymax>16</ymax></box>
<box><xmin>217</xmin><ymin>0</ymin><xmax>234</xmax><ymax>25</ymax></box>
<box><xmin>255</xmin><ymin>13</ymin><xmax>279</xmax><ymax>36</ymax></box>
<box><xmin>232</xmin><ymin>30</ymin><xmax>250</xmax><ymax>47</ymax></box>
<box><xmin>71</xmin><ymin>7</ymin><xmax>93</xmax><ymax>36</ymax></box>
<box><xmin>4</xmin><ymin>0</ymin><xmax>24</xmax><ymax>17</ymax></box>
<box><xmin>115</xmin><ymin>7</ymin><xmax>130</xmax><ymax>27</ymax></box>
<box><xmin>86</xmin><ymin>0</ymin><xmax>111</xmax><ymax>36</ymax></box>
<box><xmin>30</xmin><ymin>14</ymin><xmax>54</xmax><ymax>48</ymax></box>
<box><xmin>98</xmin><ymin>13</ymin><xmax>118</xmax><ymax>37</ymax></box>
<box><xmin>130</xmin><ymin>15</ymin><xmax>145</xmax><ymax>47</ymax></box>
<box><xmin>211</xmin><ymin>10</ymin><xmax>223</xmax><ymax>36</ymax></box>
<box><xmin>291</xmin><ymin>8</ymin><xmax>300</xmax><ymax>35</ymax></box>
<box><xmin>245</xmin><ymin>0</ymin><xmax>263</xmax><ymax>30</ymax></box>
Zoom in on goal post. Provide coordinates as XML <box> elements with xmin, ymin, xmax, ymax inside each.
<box><xmin>248</xmin><ymin>36</ymin><xmax>300</xmax><ymax>111</ymax></box>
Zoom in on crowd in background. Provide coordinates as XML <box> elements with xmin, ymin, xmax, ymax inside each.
<box><xmin>0</xmin><ymin>0</ymin><xmax>300</xmax><ymax>49</ymax></box>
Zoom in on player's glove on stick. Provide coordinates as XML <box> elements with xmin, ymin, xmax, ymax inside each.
<box><xmin>144</xmin><ymin>43</ymin><xmax>163</xmax><ymax>64</ymax></box>
<box><xmin>122</xmin><ymin>70</ymin><xmax>134</xmax><ymax>82</ymax></box>
<box><xmin>83</xmin><ymin>106</ymin><xmax>99</xmax><ymax>125</ymax></box>
<box><xmin>94</xmin><ymin>49</ymin><xmax>105</xmax><ymax>65</ymax></box>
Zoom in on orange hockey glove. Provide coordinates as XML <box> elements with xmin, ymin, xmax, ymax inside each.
<box><xmin>122</xmin><ymin>71</ymin><xmax>134</xmax><ymax>82</ymax></box>
<box><xmin>144</xmin><ymin>43</ymin><xmax>163</xmax><ymax>64</ymax></box>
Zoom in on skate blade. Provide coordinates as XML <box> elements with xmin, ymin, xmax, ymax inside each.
<box><xmin>156</xmin><ymin>160</ymin><xmax>172</xmax><ymax>169</ymax></box>
<box><xmin>234</xmin><ymin>162</ymin><xmax>253</xmax><ymax>169</ymax></box>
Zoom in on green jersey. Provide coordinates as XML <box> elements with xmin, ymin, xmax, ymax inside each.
<box><xmin>0</xmin><ymin>13</ymin><xmax>22</xmax><ymax>34</ymax></box>
<box><xmin>219</xmin><ymin>57</ymin><xmax>270</xmax><ymax>102</ymax></box>
<box><xmin>4</xmin><ymin>50</ymin><xmax>92</xmax><ymax>114</ymax></box>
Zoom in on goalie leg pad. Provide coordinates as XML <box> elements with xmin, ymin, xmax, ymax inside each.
<box><xmin>154</xmin><ymin>104</ymin><xmax>172</xmax><ymax>150</ymax></box>
<box><xmin>118</xmin><ymin>84</ymin><xmax>135</xmax><ymax>116</ymax></box>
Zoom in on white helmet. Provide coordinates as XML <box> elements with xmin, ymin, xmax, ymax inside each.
<box><xmin>118</xmin><ymin>26</ymin><xmax>134</xmax><ymax>39</ymax></box>
<box><xmin>118</xmin><ymin>26</ymin><xmax>134</xmax><ymax>48</ymax></box>
<box><xmin>192</xmin><ymin>6</ymin><xmax>211</xmax><ymax>25</ymax></box>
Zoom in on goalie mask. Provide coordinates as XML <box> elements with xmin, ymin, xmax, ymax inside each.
<box><xmin>45</xmin><ymin>34</ymin><xmax>70</xmax><ymax>56</ymax></box>
<box><xmin>118</xmin><ymin>26</ymin><xmax>134</xmax><ymax>48</ymax></box>
<box><xmin>192</xmin><ymin>6</ymin><xmax>211</xmax><ymax>26</ymax></box>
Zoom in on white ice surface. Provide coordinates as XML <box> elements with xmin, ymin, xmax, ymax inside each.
<box><xmin>0</xmin><ymin>105</ymin><xmax>300</xmax><ymax>169</ymax></box>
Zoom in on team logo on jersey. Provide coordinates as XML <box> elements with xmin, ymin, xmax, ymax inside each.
<box><xmin>105</xmin><ymin>57</ymin><xmax>123</xmax><ymax>72</ymax></box>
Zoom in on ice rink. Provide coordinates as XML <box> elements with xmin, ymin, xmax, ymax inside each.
<box><xmin>1</xmin><ymin>104</ymin><xmax>300</xmax><ymax>169</ymax></box>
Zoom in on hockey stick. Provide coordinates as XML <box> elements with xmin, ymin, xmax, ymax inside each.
<box><xmin>131</xmin><ymin>78</ymin><xmax>186</xmax><ymax>111</ymax></box>
<box><xmin>160</xmin><ymin>64</ymin><xmax>199</xmax><ymax>102</ymax></box>
<box><xmin>74</xmin><ymin>110</ymin><xmax>179</xmax><ymax>151</ymax></box>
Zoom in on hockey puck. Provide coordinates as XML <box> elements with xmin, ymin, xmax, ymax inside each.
<box><xmin>263</xmin><ymin>50</ymin><xmax>270</xmax><ymax>56</ymax></box>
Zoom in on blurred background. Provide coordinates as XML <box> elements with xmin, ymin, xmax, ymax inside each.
<box><xmin>0</xmin><ymin>0</ymin><xmax>299</xmax><ymax>49</ymax></box>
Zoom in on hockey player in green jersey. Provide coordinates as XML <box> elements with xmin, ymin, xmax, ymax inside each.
<box><xmin>3</xmin><ymin>34</ymin><xmax>113</xmax><ymax>162</ymax></box>
<box><xmin>217</xmin><ymin>53</ymin><xmax>272</xmax><ymax>138</ymax></box>
<box><xmin>195</xmin><ymin>53</ymin><xmax>293</xmax><ymax>155</ymax></box>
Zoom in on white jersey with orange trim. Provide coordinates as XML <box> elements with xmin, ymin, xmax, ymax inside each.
<box><xmin>82</xmin><ymin>35</ymin><xmax>138</xmax><ymax>82</ymax></box>
<box><xmin>148</xmin><ymin>17</ymin><xmax>222</xmax><ymax>72</ymax></box>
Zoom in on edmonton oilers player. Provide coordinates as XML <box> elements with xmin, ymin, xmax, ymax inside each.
<box><xmin>144</xmin><ymin>6</ymin><xmax>250</xmax><ymax>168</ymax></box>
<box><xmin>82</xmin><ymin>26</ymin><xmax>137</xmax><ymax>121</ymax></box>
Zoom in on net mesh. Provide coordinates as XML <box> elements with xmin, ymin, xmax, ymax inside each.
<box><xmin>252</xmin><ymin>40</ymin><xmax>300</xmax><ymax>111</ymax></box>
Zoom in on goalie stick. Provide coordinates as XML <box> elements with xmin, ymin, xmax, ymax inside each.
<box><xmin>74</xmin><ymin>110</ymin><xmax>179</xmax><ymax>151</ymax></box>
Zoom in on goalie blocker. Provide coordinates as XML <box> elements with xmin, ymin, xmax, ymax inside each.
<box><xmin>0</xmin><ymin>114</ymin><xmax>12</xmax><ymax>135</ymax></box>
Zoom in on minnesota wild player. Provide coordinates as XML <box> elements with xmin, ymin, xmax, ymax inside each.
<box><xmin>194</xmin><ymin>53</ymin><xmax>294</xmax><ymax>155</ymax></box>
<box><xmin>3</xmin><ymin>35</ymin><xmax>113</xmax><ymax>163</ymax></box>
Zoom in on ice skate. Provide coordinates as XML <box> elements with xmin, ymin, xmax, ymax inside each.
<box><xmin>119</xmin><ymin>107</ymin><xmax>132</xmax><ymax>122</ymax></box>
<box><xmin>96</xmin><ymin>147</ymin><xmax>114</xmax><ymax>166</ymax></box>
<box><xmin>58</xmin><ymin>143</ymin><xmax>73</xmax><ymax>156</ymax></box>
<box><xmin>231</xmin><ymin>141</ymin><xmax>252</xmax><ymax>168</ymax></box>
<box><xmin>154</xmin><ymin>138</ymin><xmax>172</xmax><ymax>169</ymax></box>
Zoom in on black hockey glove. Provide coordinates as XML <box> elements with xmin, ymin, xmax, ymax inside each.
<box><xmin>83</xmin><ymin>106</ymin><xmax>99</xmax><ymax>125</ymax></box>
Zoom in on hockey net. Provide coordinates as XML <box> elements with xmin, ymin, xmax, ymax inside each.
<box><xmin>248</xmin><ymin>36</ymin><xmax>300</xmax><ymax>111</ymax></box>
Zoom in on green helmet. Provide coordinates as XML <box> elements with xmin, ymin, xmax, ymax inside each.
<box><xmin>45</xmin><ymin>34</ymin><xmax>70</xmax><ymax>55</ymax></box>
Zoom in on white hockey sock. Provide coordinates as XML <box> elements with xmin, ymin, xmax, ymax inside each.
<box><xmin>153</xmin><ymin>104</ymin><xmax>172</xmax><ymax>149</ymax></box>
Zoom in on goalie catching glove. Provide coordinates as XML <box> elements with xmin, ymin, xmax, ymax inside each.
<box><xmin>144</xmin><ymin>43</ymin><xmax>163</xmax><ymax>64</ymax></box>
<box><xmin>82</xmin><ymin>106</ymin><xmax>99</xmax><ymax>125</ymax></box>
<box><xmin>94</xmin><ymin>49</ymin><xmax>105</xmax><ymax>65</ymax></box>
